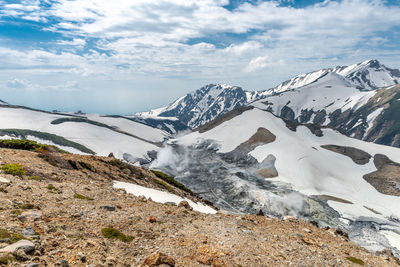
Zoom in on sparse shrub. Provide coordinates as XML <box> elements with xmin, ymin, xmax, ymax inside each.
<box><xmin>47</xmin><ymin>184</ymin><xmax>61</xmax><ymax>193</ymax></box>
<box><xmin>153</xmin><ymin>179</ymin><xmax>175</xmax><ymax>193</ymax></box>
<box><xmin>0</xmin><ymin>129</ymin><xmax>95</xmax><ymax>154</ymax></box>
<box><xmin>27</xmin><ymin>176</ymin><xmax>42</xmax><ymax>181</ymax></box>
<box><xmin>101</xmin><ymin>228</ymin><xmax>133</xmax><ymax>242</ymax></box>
<box><xmin>0</xmin><ymin>256</ymin><xmax>8</xmax><ymax>265</ymax></box>
<box><xmin>74</xmin><ymin>193</ymin><xmax>94</xmax><ymax>200</ymax></box>
<box><xmin>10</xmin><ymin>210</ymin><xmax>22</xmax><ymax>216</ymax></box>
<box><xmin>0</xmin><ymin>138</ymin><xmax>66</xmax><ymax>153</ymax></box>
<box><xmin>0</xmin><ymin>228</ymin><xmax>24</xmax><ymax>244</ymax></box>
<box><xmin>18</xmin><ymin>203</ymin><xmax>35</xmax><ymax>210</ymax></box>
<box><xmin>79</xmin><ymin>161</ymin><xmax>95</xmax><ymax>172</ymax></box>
<box><xmin>151</xmin><ymin>170</ymin><xmax>193</xmax><ymax>194</ymax></box>
<box><xmin>1</xmin><ymin>163</ymin><xmax>26</xmax><ymax>176</ymax></box>
<box><xmin>346</xmin><ymin>256</ymin><xmax>365</xmax><ymax>265</ymax></box>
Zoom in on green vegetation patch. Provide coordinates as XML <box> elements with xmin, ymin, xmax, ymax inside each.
<box><xmin>1</xmin><ymin>163</ymin><xmax>26</xmax><ymax>176</ymax></box>
<box><xmin>0</xmin><ymin>256</ymin><xmax>8</xmax><ymax>265</ymax></box>
<box><xmin>346</xmin><ymin>256</ymin><xmax>365</xmax><ymax>265</ymax></box>
<box><xmin>101</xmin><ymin>228</ymin><xmax>133</xmax><ymax>242</ymax></box>
<box><xmin>27</xmin><ymin>176</ymin><xmax>42</xmax><ymax>181</ymax></box>
<box><xmin>74</xmin><ymin>193</ymin><xmax>94</xmax><ymax>200</ymax></box>
<box><xmin>151</xmin><ymin>170</ymin><xmax>193</xmax><ymax>194</ymax></box>
<box><xmin>18</xmin><ymin>203</ymin><xmax>35</xmax><ymax>210</ymax></box>
<box><xmin>47</xmin><ymin>184</ymin><xmax>61</xmax><ymax>193</ymax></box>
<box><xmin>0</xmin><ymin>228</ymin><xmax>24</xmax><ymax>244</ymax></box>
<box><xmin>0</xmin><ymin>129</ymin><xmax>95</xmax><ymax>154</ymax></box>
<box><xmin>153</xmin><ymin>179</ymin><xmax>176</xmax><ymax>194</ymax></box>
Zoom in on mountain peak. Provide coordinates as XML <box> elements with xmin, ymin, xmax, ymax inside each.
<box><xmin>137</xmin><ymin>83</ymin><xmax>248</xmax><ymax>129</ymax></box>
<box><xmin>268</xmin><ymin>59</ymin><xmax>400</xmax><ymax>94</ymax></box>
<box><xmin>197</xmin><ymin>84</ymin><xmax>239</xmax><ymax>93</ymax></box>
<box><xmin>339</xmin><ymin>59</ymin><xmax>400</xmax><ymax>90</ymax></box>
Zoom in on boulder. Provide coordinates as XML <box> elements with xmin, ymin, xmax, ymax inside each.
<box><xmin>144</xmin><ymin>252</ymin><xmax>175</xmax><ymax>266</ymax></box>
<box><xmin>0</xmin><ymin>177</ymin><xmax>10</xmax><ymax>184</ymax></box>
<box><xmin>0</xmin><ymin>240</ymin><xmax>35</xmax><ymax>253</ymax></box>
<box><xmin>18</xmin><ymin>210</ymin><xmax>42</xmax><ymax>222</ymax></box>
<box><xmin>178</xmin><ymin>201</ymin><xmax>192</xmax><ymax>211</ymax></box>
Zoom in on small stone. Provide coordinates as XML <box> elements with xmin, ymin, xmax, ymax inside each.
<box><xmin>283</xmin><ymin>216</ymin><xmax>296</xmax><ymax>221</ymax></box>
<box><xmin>138</xmin><ymin>196</ymin><xmax>147</xmax><ymax>202</ymax></box>
<box><xmin>144</xmin><ymin>252</ymin><xmax>175</xmax><ymax>266</ymax></box>
<box><xmin>100</xmin><ymin>205</ymin><xmax>116</xmax><ymax>211</ymax></box>
<box><xmin>334</xmin><ymin>228</ymin><xmax>349</xmax><ymax>239</ymax></box>
<box><xmin>19</xmin><ymin>210</ymin><xmax>42</xmax><ymax>222</ymax></box>
<box><xmin>302</xmin><ymin>228</ymin><xmax>312</xmax><ymax>234</ymax></box>
<box><xmin>178</xmin><ymin>201</ymin><xmax>192</xmax><ymax>211</ymax></box>
<box><xmin>23</xmin><ymin>226</ymin><xmax>36</xmax><ymax>237</ymax></box>
<box><xmin>77</xmin><ymin>252</ymin><xmax>87</xmax><ymax>263</ymax></box>
<box><xmin>105</xmin><ymin>256</ymin><xmax>116</xmax><ymax>266</ymax></box>
<box><xmin>0</xmin><ymin>177</ymin><xmax>10</xmax><ymax>184</ymax></box>
<box><xmin>147</xmin><ymin>216</ymin><xmax>157</xmax><ymax>223</ymax></box>
<box><xmin>14</xmin><ymin>248</ymin><xmax>29</xmax><ymax>261</ymax></box>
<box><xmin>0</xmin><ymin>240</ymin><xmax>35</xmax><ymax>253</ymax></box>
<box><xmin>108</xmin><ymin>152</ymin><xmax>115</xmax><ymax>158</ymax></box>
<box><xmin>60</xmin><ymin>259</ymin><xmax>69</xmax><ymax>267</ymax></box>
<box><xmin>26</xmin><ymin>263</ymin><xmax>40</xmax><ymax>267</ymax></box>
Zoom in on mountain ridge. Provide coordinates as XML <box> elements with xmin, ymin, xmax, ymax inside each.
<box><xmin>135</xmin><ymin>59</ymin><xmax>400</xmax><ymax>147</ymax></box>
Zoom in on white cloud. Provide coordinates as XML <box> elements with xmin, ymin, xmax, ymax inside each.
<box><xmin>4</xmin><ymin>77</ymin><xmax>79</xmax><ymax>92</ymax></box>
<box><xmin>6</xmin><ymin>78</ymin><xmax>30</xmax><ymax>89</ymax></box>
<box><xmin>0</xmin><ymin>0</ymin><xmax>399</xmax><ymax>111</ymax></box>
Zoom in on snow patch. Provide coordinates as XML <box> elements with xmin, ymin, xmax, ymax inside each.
<box><xmin>113</xmin><ymin>181</ymin><xmax>216</xmax><ymax>214</ymax></box>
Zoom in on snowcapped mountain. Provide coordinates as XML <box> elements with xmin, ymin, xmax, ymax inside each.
<box><xmin>255</xmin><ymin>76</ymin><xmax>400</xmax><ymax>147</ymax></box>
<box><xmin>264</xmin><ymin>59</ymin><xmax>400</xmax><ymax>94</ymax></box>
<box><xmin>334</xmin><ymin>59</ymin><xmax>400</xmax><ymax>90</ymax></box>
<box><xmin>135</xmin><ymin>59</ymin><xmax>400</xmax><ymax>134</ymax></box>
<box><xmin>137</xmin><ymin>84</ymin><xmax>257</xmax><ymax>129</ymax></box>
<box><xmin>135</xmin><ymin>59</ymin><xmax>400</xmax><ymax>147</ymax></box>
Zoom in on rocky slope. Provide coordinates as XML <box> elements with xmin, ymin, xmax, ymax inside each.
<box><xmin>0</xmin><ymin>145</ymin><xmax>399</xmax><ymax>266</ymax></box>
<box><xmin>136</xmin><ymin>84</ymin><xmax>254</xmax><ymax>129</ymax></box>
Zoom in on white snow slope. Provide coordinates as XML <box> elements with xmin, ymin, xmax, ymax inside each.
<box><xmin>177</xmin><ymin>107</ymin><xmax>400</xmax><ymax>252</ymax></box>
<box><xmin>253</xmin><ymin>72</ymin><xmax>376</xmax><ymax>121</ymax></box>
<box><xmin>0</xmin><ymin>107</ymin><xmax>162</xmax><ymax>160</ymax></box>
<box><xmin>113</xmin><ymin>181</ymin><xmax>216</xmax><ymax>214</ymax></box>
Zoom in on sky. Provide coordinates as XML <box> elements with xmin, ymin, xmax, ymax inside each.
<box><xmin>0</xmin><ymin>0</ymin><xmax>400</xmax><ymax>114</ymax></box>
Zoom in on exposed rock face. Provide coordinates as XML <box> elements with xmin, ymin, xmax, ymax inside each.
<box><xmin>234</xmin><ymin>127</ymin><xmax>276</xmax><ymax>153</ymax></box>
<box><xmin>139</xmin><ymin>84</ymin><xmax>254</xmax><ymax>129</ymax></box>
<box><xmin>321</xmin><ymin>145</ymin><xmax>372</xmax><ymax>165</ymax></box>
<box><xmin>364</xmin><ymin>154</ymin><xmax>400</xmax><ymax>196</ymax></box>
